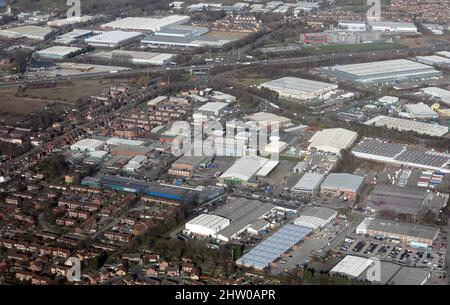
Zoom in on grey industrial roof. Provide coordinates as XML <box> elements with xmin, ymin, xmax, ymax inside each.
<box><xmin>388</xmin><ymin>267</ymin><xmax>430</xmax><ymax>285</ymax></box>
<box><xmin>292</xmin><ymin>173</ymin><xmax>325</xmax><ymax>192</ymax></box>
<box><xmin>236</xmin><ymin>224</ymin><xmax>312</xmax><ymax>270</ymax></box>
<box><xmin>352</xmin><ymin>138</ymin><xmax>407</xmax><ymax>158</ymax></box>
<box><xmin>321</xmin><ymin>173</ymin><xmax>364</xmax><ymax>192</ymax></box>
<box><xmin>367</xmin><ymin>218</ymin><xmax>439</xmax><ymax>241</ymax></box>
<box><xmin>173</xmin><ymin>155</ymin><xmax>211</xmax><ymax>167</ymax></box>
<box><xmin>213</xmin><ymin>198</ymin><xmax>275</xmax><ymax>240</ymax></box>
<box><xmin>259</xmin><ymin>77</ymin><xmax>336</xmax><ymax>94</ymax></box>
<box><xmin>301</xmin><ymin>206</ymin><xmax>338</xmax><ymax>220</ymax></box>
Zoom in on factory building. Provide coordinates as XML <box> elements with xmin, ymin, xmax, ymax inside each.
<box><xmin>70</xmin><ymin>139</ymin><xmax>105</xmax><ymax>152</ymax></box>
<box><xmin>367</xmin><ymin>21</ymin><xmax>418</xmax><ymax>33</ymax></box>
<box><xmin>197</xmin><ymin>102</ymin><xmax>229</xmax><ymax>116</ymax></box>
<box><xmin>416</xmin><ymin>55</ymin><xmax>450</xmax><ymax>66</ymax></box>
<box><xmin>321</xmin><ymin>59</ymin><xmax>442</xmax><ymax>87</ymax></box>
<box><xmin>168</xmin><ymin>155</ymin><xmax>213</xmax><ymax>177</ymax></box>
<box><xmin>294</xmin><ymin>206</ymin><xmax>337</xmax><ymax>230</ymax></box>
<box><xmin>352</xmin><ymin>138</ymin><xmax>450</xmax><ymax>173</ymax></box>
<box><xmin>320</xmin><ymin>173</ymin><xmax>364</xmax><ymax>200</ymax></box>
<box><xmin>365</xmin><ymin>115</ymin><xmax>448</xmax><ymax>137</ymax></box>
<box><xmin>356</xmin><ymin>217</ymin><xmax>439</xmax><ymax>247</ymax></box>
<box><xmin>308</xmin><ymin>128</ymin><xmax>358</xmax><ymax>156</ymax></box>
<box><xmin>236</xmin><ymin>224</ymin><xmax>312</xmax><ymax>270</ymax></box>
<box><xmin>55</xmin><ymin>29</ymin><xmax>94</xmax><ymax>45</ymax></box>
<box><xmin>403</xmin><ymin>103</ymin><xmax>438</xmax><ymax>119</ymax></box>
<box><xmin>123</xmin><ymin>155</ymin><xmax>147</xmax><ymax>172</ymax></box>
<box><xmin>337</xmin><ymin>21</ymin><xmax>368</xmax><ymax>31</ymax></box>
<box><xmin>93</xmin><ymin>50</ymin><xmax>175</xmax><ymax>66</ymax></box>
<box><xmin>0</xmin><ymin>25</ymin><xmax>55</xmax><ymax>40</ymax></box>
<box><xmin>101</xmin><ymin>15</ymin><xmax>190</xmax><ymax>32</ymax></box>
<box><xmin>212</xmin><ymin>197</ymin><xmax>276</xmax><ymax>243</ymax></box>
<box><xmin>258</xmin><ymin>77</ymin><xmax>338</xmax><ymax>101</ymax></box>
<box><xmin>421</xmin><ymin>87</ymin><xmax>450</xmax><ymax>106</ymax></box>
<box><xmin>245</xmin><ymin>112</ymin><xmax>292</xmax><ymax>130</ymax></box>
<box><xmin>47</xmin><ymin>16</ymin><xmax>96</xmax><ymax>27</ymax></box>
<box><xmin>36</xmin><ymin>46</ymin><xmax>81</xmax><ymax>60</ymax></box>
<box><xmin>292</xmin><ymin>173</ymin><xmax>325</xmax><ymax>194</ymax></box>
<box><xmin>219</xmin><ymin>156</ymin><xmax>279</xmax><ymax>187</ymax></box>
<box><xmin>142</xmin><ymin>35</ymin><xmax>233</xmax><ymax>48</ymax></box>
<box><xmin>185</xmin><ymin>214</ymin><xmax>230</xmax><ymax>237</ymax></box>
<box><xmin>85</xmin><ymin>31</ymin><xmax>144</xmax><ymax>48</ymax></box>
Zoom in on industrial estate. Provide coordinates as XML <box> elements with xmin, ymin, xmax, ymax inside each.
<box><xmin>0</xmin><ymin>0</ymin><xmax>450</xmax><ymax>290</ymax></box>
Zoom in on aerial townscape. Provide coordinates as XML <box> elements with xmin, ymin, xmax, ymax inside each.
<box><xmin>0</xmin><ymin>0</ymin><xmax>450</xmax><ymax>290</ymax></box>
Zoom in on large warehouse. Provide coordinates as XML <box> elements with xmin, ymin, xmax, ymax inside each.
<box><xmin>36</xmin><ymin>46</ymin><xmax>81</xmax><ymax>60</ymax></box>
<box><xmin>258</xmin><ymin>77</ymin><xmax>338</xmax><ymax>100</ymax></box>
<box><xmin>185</xmin><ymin>214</ymin><xmax>230</xmax><ymax>237</ymax></box>
<box><xmin>403</xmin><ymin>103</ymin><xmax>438</xmax><ymax>119</ymax></box>
<box><xmin>93</xmin><ymin>50</ymin><xmax>174</xmax><ymax>65</ymax></box>
<box><xmin>320</xmin><ymin>59</ymin><xmax>442</xmax><ymax>87</ymax></box>
<box><xmin>212</xmin><ymin>198</ymin><xmax>276</xmax><ymax>242</ymax></box>
<box><xmin>320</xmin><ymin>173</ymin><xmax>364</xmax><ymax>200</ymax></box>
<box><xmin>0</xmin><ymin>25</ymin><xmax>55</xmax><ymax>40</ymax></box>
<box><xmin>356</xmin><ymin>217</ymin><xmax>439</xmax><ymax>247</ymax></box>
<box><xmin>352</xmin><ymin>138</ymin><xmax>450</xmax><ymax>173</ymax></box>
<box><xmin>308</xmin><ymin>128</ymin><xmax>358</xmax><ymax>155</ymax></box>
<box><xmin>292</xmin><ymin>173</ymin><xmax>325</xmax><ymax>194</ymax></box>
<box><xmin>365</xmin><ymin>115</ymin><xmax>448</xmax><ymax>137</ymax></box>
<box><xmin>71</xmin><ymin>139</ymin><xmax>105</xmax><ymax>152</ymax></box>
<box><xmin>416</xmin><ymin>55</ymin><xmax>450</xmax><ymax>66</ymax></box>
<box><xmin>294</xmin><ymin>206</ymin><xmax>337</xmax><ymax>230</ymax></box>
<box><xmin>367</xmin><ymin>21</ymin><xmax>418</xmax><ymax>33</ymax></box>
<box><xmin>421</xmin><ymin>87</ymin><xmax>450</xmax><ymax>106</ymax></box>
<box><xmin>364</xmin><ymin>184</ymin><xmax>447</xmax><ymax>217</ymax></box>
<box><xmin>236</xmin><ymin>224</ymin><xmax>312</xmax><ymax>270</ymax></box>
<box><xmin>85</xmin><ymin>31</ymin><xmax>144</xmax><ymax>48</ymax></box>
<box><xmin>101</xmin><ymin>15</ymin><xmax>190</xmax><ymax>32</ymax></box>
<box><xmin>219</xmin><ymin>156</ymin><xmax>278</xmax><ymax>186</ymax></box>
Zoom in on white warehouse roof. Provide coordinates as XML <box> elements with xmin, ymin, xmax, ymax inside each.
<box><xmin>71</xmin><ymin>139</ymin><xmax>105</xmax><ymax>151</ymax></box>
<box><xmin>36</xmin><ymin>46</ymin><xmax>81</xmax><ymax>57</ymax></box>
<box><xmin>331</xmin><ymin>255</ymin><xmax>375</xmax><ymax>278</ymax></box>
<box><xmin>294</xmin><ymin>206</ymin><xmax>337</xmax><ymax>230</ymax></box>
<box><xmin>292</xmin><ymin>173</ymin><xmax>325</xmax><ymax>193</ymax></box>
<box><xmin>421</xmin><ymin>87</ymin><xmax>450</xmax><ymax>105</ymax></box>
<box><xmin>85</xmin><ymin>31</ymin><xmax>143</xmax><ymax>45</ymax></box>
<box><xmin>365</xmin><ymin>115</ymin><xmax>448</xmax><ymax>137</ymax></box>
<box><xmin>198</xmin><ymin>102</ymin><xmax>228</xmax><ymax>115</ymax></box>
<box><xmin>185</xmin><ymin>214</ymin><xmax>230</xmax><ymax>236</ymax></box>
<box><xmin>101</xmin><ymin>15</ymin><xmax>190</xmax><ymax>32</ymax></box>
<box><xmin>259</xmin><ymin>77</ymin><xmax>337</xmax><ymax>100</ymax></box>
<box><xmin>220</xmin><ymin>156</ymin><xmax>269</xmax><ymax>182</ymax></box>
<box><xmin>308</xmin><ymin>128</ymin><xmax>358</xmax><ymax>155</ymax></box>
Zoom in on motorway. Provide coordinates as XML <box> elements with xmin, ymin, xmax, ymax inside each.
<box><xmin>2</xmin><ymin>42</ymin><xmax>450</xmax><ymax>89</ymax></box>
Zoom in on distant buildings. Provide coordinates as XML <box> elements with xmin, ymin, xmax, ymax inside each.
<box><xmin>421</xmin><ymin>87</ymin><xmax>450</xmax><ymax>106</ymax></box>
<box><xmin>308</xmin><ymin>128</ymin><xmax>358</xmax><ymax>155</ymax></box>
<box><xmin>0</xmin><ymin>25</ymin><xmax>55</xmax><ymax>40</ymax></box>
<box><xmin>365</xmin><ymin>115</ymin><xmax>448</xmax><ymax>137</ymax></box>
<box><xmin>367</xmin><ymin>21</ymin><xmax>418</xmax><ymax>33</ymax></box>
<box><xmin>321</xmin><ymin>59</ymin><xmax>442</xmax><ymax>87</ymax></box>
<box><xmin>356</xmin><ymin>217</ymin><xmax>439</xmax><ymax>247</ymax></box>
<box><xmin>36</xmin><ymin>46</ymin><xmax>81</xmax><ymax>60</ymax></box>
<box><xmin>85</xmin><ymin>31</ymin><xmax>144</xmax><ymax>48</ymax></box>
<box><xmin>258</xmin><ymin>77</ymin><xmax>338</xmax><ymax>101</ymax></box>
<box><xmin>403</xmin><ymin>103</ymin><xmax>438</xmax><ymax>119</ymax></box>
<box><xmin>100</xmin><ymin>15</ymin><xmax>190</xmax><ymax>32</ymax></box>
<box><xmin>92</xmin><ymin>50</ymin><xmax>174</xmax><ymax>66</ymax></box>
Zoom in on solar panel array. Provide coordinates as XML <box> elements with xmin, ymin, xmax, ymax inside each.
<box><xmin>236</xmin><ymin>224</ymin><xmax>312</xmax><ymax>270</ymax></box>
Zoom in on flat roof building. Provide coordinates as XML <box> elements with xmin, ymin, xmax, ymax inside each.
<box><xmin>368</xmin><ymin>21</ymin><xmax>417</xmax><ymax>33</ymax></box>
<box><xmin>258</xmin><ymin>77</ymin><xmax>338</xmax><ymax>101</ymax></box>
<box><xmin>320</xmin><ymin>173</ymin><xmax>364</xmax><ymax>200</ymax></box>
<box><xmin>321</xmin><ymin>59</ymin><xmax>442</xmax><ymax>87</ymax></box>
<box><xmin>421</xmin><ymin>87</ymin><xmax>450</xmax><ymax>106</ymax></box>
<box><xmin>85</xmin><ymin>31</ymin><xmax>144</xmax><ymax>48</ymax></box>
<box><xmin>416</xmin><ymin>55</ymin><xmax>450</xmax><ymax>66</ymax></box>
<box><xmin>101</xmin><ymin>15</ymin><xmax>190</xmax><ymax>32</ymax></box>
<box><xmin>387</xmin><ymin>267</ymin><xmax>430</xmax><ymax>285</ymax></box>
<box><xmin>185</xmin><ymin>214</ymin><xmax>231</xmax><ymax>237</ymax></box>
<box><xmin>93</xmin><ymin>50</ymin><xmax>174</xmax><ymax>65</ymax></box>
<box><xmin>71</xmin><ymin>139</ymin><xmax>105</xmax><ymax>152</ymax></box>
<box><xmin>330</xmin><ymin>255</ymin><xmax>375</xmax><ymax>279</ymax></box>
<box><xmin>36</xmin><ymin>46</ymin><xmax>81</xmax><ymax>60</ymax></box>
<box><xmin>352</xmin><ymin>138</ymin><xmax>450</xmax><ymax>173</ymax></box>
<box><xmin>197</xmin><ymin>102</ymin><xmax>229</xmax><ymax>116</ymax></box>
<box><xmin>55</xmin><ymin>29</ymin><xmax>93</xmax><ymax>44</ymax></box>
<box><xmin>294</xmin><ymin>206</ymin><xmax>337</xmax><ymax>230</ymax></box>
<box><xmin>292</xmin><ymin>173</ymin><xmax>325</xmax><ymax>194</ymax></box>
<box><xmin>365</xmin><ymin>115</ymin><xmax>448</xmax><ymax>137</ymax></box>
<box><xmin>0</xmin><ymin>25</ymin><xmax>55</xmax><ymax>40</ymax></box>
<box><xmin>308</xmin><ymin>128</ymin><xmax>358</xmax><ymax>155</ymax></box>
<box><xmin>219</xmin><ymin>156</ymin><xmax>272</xmax><ymax>186</ymax></box>
<box><xmin>356</xmin><ymin>217</ymin><xmax>439</xmax><ymax>246</ymax></box>
<box><xmin>404</xmin><ymin>103</ymin><xmax>438</xmax><ymax>119</ymax></box>
<box><xmin>236</xmin><ymin>224</ymin><xmax>312</xmax><ymax>270</ymax></box>
<box><xmin>213</xmin><ymin>198</ymin><xmax>276</xmax><ymax>242</ymax></box>
<box><xmin>245</xmin><ymin>112</ymin><xmax>292</xmax><ymax>129</ymax></box>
